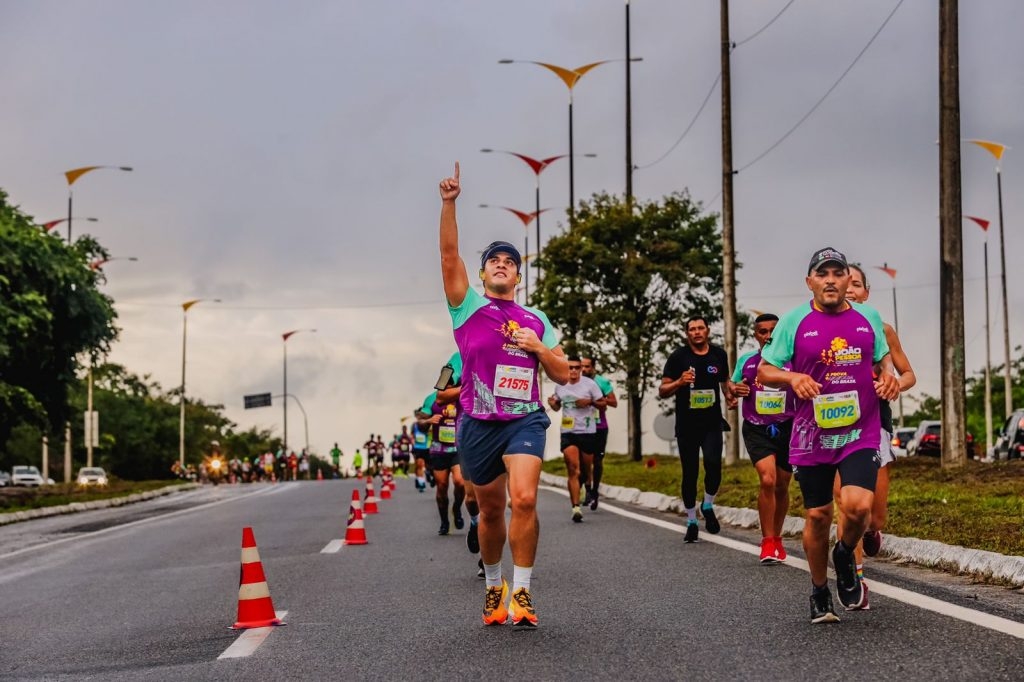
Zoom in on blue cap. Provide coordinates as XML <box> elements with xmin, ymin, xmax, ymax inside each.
<box><xmin>480</xmin><ymin>241</ymin><xmax>522</xmax><ymax>271</ymax></box>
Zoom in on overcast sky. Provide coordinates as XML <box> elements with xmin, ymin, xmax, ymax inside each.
<box><xmin>3</xmin><ymin>1</ymin><xmax>1021</xmax><ymax>464</ymax></box>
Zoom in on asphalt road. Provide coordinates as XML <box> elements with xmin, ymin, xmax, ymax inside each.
<box><xmin>1</xmin><ymin>479</ymin><xmax>1022</xmax><ymax>681</ymax></box>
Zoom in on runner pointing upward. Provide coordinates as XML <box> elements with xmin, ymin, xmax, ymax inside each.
<box><xmin>438</xmin><ymin>162</ymin><xmax>569</xmax><ymax>627</ymax></box>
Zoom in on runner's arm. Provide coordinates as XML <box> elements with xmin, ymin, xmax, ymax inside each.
<box><xmin>435</xmin><ymin>385</ymin><xmax>461</xmax><ymax>404</ymax></box>
<box><xmin>439</xmin><ymin>162</ymin><xmax>469</xmax><ymax>307</ymax></box>
<box><xmin>884</xmin><ymin>323</ymin><xmax>916</xmax><ymax>392</ymax></box>
<box><xmin>874</xmin><ymin>353</ymin><xmax>900</xmax><ymax>401</ymax></box>
<box><xmin>757</xmin><ymin>359</ymin><xmax>821</xmax><ymax>400</ymax></box>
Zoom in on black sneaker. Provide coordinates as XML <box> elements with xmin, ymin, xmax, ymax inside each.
<box><xmin>467</xmin><ymin>521</ymin><xmax>480</xmax><ymax>554</ymax></box>
<box><xmin>582</xmin><ymin>487</ymin><xmax>592</xmax><ymax>506</ymax></box>
<box><xmin>810</xmin><ymin>587</ymin><xmax>841</xmax><ymax>624</ymax></box>
<box><xmin>832</xmin><ymin>542</ymin><xmax>866</xmax><ymax>609</ymax></box>
<box><xmin>453</xmin><ymin>512</ymin><xmax>465</xmax><ymax>530</ymax></box>
<box><xmin>427</xmin><ymin>470</ymin><xmax>436</xmax><ymax>488</ymax></box>
<box><xmin>438</xmin><ymin>521</ymin><xmax>450</xmax><ymax>536</ymax></box>
<box><xmin>862</xmin><ymin>529</ymin><xmax>883</xmax><ymax>557</ymax></box>
<box><xmin>702</xmin><ymin>505</ymin><xmax>721</xmax><ymax>534</ymax></box>
<box><xmin>476</xmin><ymin>558</ymin><xmax>485</xmax><ymax>580</ymax></box>
<box><xmin>589</xmin><ymin>490</ymin><xmax>599</xmax><ymax>511</ymax></box>
<box><xmin>684</xmin><ymin>521</ymin><xmax>699</xmax><ymax>543</ymax></box>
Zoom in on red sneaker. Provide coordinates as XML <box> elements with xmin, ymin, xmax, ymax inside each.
<box><xmin>774</xmin><ymin>536</ymin><xmax>788</xmax><ymax>562</ymax></box>
<box><xmin>759</xmin><ymin>537</ymin><xmax>779</xmax><ymax>564</ymax></box>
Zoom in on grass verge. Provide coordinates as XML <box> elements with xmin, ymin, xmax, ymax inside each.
<box><xmin>0</xmin><ymin>480</ymin><xmax>189</xmax><ymax>514</ymax></box>
<box><xmin>542</xmin><ymin>454</ymin><xmax>1024</xmax><ymax>557</ymax></box>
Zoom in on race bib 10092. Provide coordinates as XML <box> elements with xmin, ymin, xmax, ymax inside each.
<box><xmin>812</xmin><ymin>391</ymin><xmax>860</xmax><ymax>429</ymax></box>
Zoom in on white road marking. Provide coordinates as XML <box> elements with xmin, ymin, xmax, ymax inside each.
<box><xmin>218</xmin><ymin>610</ymin><xmax>288</xmax><ymax>659</ymax></box>
<box><xmin>320</xmin><ymin>539</ymin><xmax>344</xmax><ymax>554</ymax></box>
<box><xmin>540</xmin><ymin>485</ymin><xmax>1024</xmax><ymax>641</ymax></box>
<box><xmin>0</xmin><ymin>485</ymin><xmax>285</xmax><ymax>562</ymax></box>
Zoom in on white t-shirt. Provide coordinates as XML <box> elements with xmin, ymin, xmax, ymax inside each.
<box><xmin>554</xmin><ymin>377</ymin><xmax>603</xmax><ymax>434</ymax></box>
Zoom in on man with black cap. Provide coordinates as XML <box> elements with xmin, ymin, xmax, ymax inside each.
<box><xmin>438</xmin><ymin>162</ymin><xmax>569</xmax><ymax>627</ymax></box>
<box><xmin>757</xmin><ymin>247</ymin><xmax>899</xmax><ymax>624</ymax></box>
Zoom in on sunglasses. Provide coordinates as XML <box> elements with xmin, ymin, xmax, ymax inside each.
<box><xmin>568</xmin><ymin>365</ymin><xmax>582</xmax><ymax>370</ymax></box>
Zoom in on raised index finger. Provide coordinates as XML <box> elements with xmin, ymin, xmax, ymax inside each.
<box><xmin>454</xmin><ymin>161</ymin><xmax>460</xmax><ymax>180</ymax></box>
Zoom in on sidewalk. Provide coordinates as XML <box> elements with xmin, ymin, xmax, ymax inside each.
<box><xmin>540</xmin><ymin>472</ymin><xmax>1024</xmax><ymax>588</ymax></box>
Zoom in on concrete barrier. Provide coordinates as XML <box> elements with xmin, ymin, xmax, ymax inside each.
<box><xmin>0</xmin><ymin>483</ymin><xmax>200</xmax><ymax>526</ymax></box>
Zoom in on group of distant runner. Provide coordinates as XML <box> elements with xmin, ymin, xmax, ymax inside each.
<box><xmin>426</xmin><ymin>163</ymin><xmax>913</xmax><ymax>627</ymax></box>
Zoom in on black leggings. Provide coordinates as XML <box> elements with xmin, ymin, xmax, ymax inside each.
<box><xmin>677</xmin><ymin>426</ymin><xmax>723</xmax><ymax>509</ymax></box>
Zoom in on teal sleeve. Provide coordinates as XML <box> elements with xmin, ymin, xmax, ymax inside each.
<box><xmin>528</xmin><ymin>306</ymin><xmax>559</xmax><ymax>348</ymax></box>
<box><xmin>732</xmin><ymin>350</ymin><xmax>757</xmax><ymax>382</ymax></box>
<box><xmin>595</xmin><ymin>375</ymin><xmax>614</xmax><ymax>396</ymax></box>
<box><xmin>761</xmin><ymin>305</ymin><xmax>806</xmax><ymax>368</ymax></box>
<box><xmin>447</xmin><ymin>351</ymin><xmax>463</xmax><ymax>384</ymax></box>
<box><xmin>854</xmin><ymin>302</ymin><xmax>890</xmax><ymax>362</ymax></box>
<box><xmin>448</xmin><ymin>287</ymin><xmax>488</xmax><ymax>330</ymax></box>
<box><xmin>421</xmin><ymin>392</ymin><xmax>437</xmax><ymax>414</ymax></box>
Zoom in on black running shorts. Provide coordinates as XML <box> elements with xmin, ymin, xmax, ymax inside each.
<box><xmin>794</xmin><ymin>448</ymin><xmax>878</xmax><ymax>509</ymax></box>
<box><xmin>742</xmin><ymin>420</ymin><xmax>793</xmax><ymax>472</ymax></box>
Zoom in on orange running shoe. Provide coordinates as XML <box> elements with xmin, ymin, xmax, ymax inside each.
<box><xmin>482</xmin><ymin>579</ymin><xmax>509</xmax><ymax>626</ymax></box>
<box><xmin>507</xmin><ymin>587</ymin><xmax>538</xmax><ymax>627</ymax></box>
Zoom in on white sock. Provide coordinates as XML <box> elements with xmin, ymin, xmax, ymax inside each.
<box><xmin>686</xmin><ymin>507</ymin><xmax>698</xmax><ymax>523</ymax></box>
<box><xmin>512</xmin><ymin>565</ymin><xmax>532</xmax><ymax>593</ymax></box>
<box><xmin>484</xmin><ymin>562</ymin><xmax>502</xmax><ymax>588</ymax></box>
<box><xmin>703</xmin><ymin>493</ymin><xmax>716</xmax><ymax>508</ymax></box>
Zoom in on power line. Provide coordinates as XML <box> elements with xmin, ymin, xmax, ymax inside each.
<box><xmin>114</xmin><ymin>298</ymin><xmax>442</xmax><ymax>311</ymax></box>
<box><xmin>734</xmin><ymin>0</ymin><xmax>798</xmax><ymax>47</ymax></box>
<box><xmin>736</xmin><ymin>0</ymin><xmax>906</xmax><ymax>174</ymax></box>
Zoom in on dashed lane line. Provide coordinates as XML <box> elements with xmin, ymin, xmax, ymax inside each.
<box><xmin>218</xmin><ymin>611</ymin><xmax>289</xmax><ymax>659</ymax></box>
<box><xmin>320</xmin><ymin>539</ymin><xmax>345</xmax><ymax>554</ymax></box>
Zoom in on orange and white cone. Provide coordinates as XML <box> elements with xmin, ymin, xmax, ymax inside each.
<box><xmin>363</xmin><ymin>479</ymin><xmax>379</xmax><ymax>514</ymax></box>
<box><xmin>349</xmin><ymin>488</ymin><xmax>362</xmax><ymax>514</ymax></box>
<box><xmin>386</xmin><ymin>473</ymin><xmax>396</xmax><ymax>492</ymax></box>
<box><xmin>380</xmin><ymin>478</ymin><xmax>392</xmax><ymax>500</ymax></box>
<box><xmin>345</xmin><ymin>504</ymin><xmax>369</xmax><ymax>545</ymax></box>
<box><xmin>231</xmin><ymin>527</ymin><xmax>285</xmax><ymax>629</ymax></box>
<box><xmin>316</xmin><ymin>469</ymin><xmax>323</xmax><ymax>481</ymax></box>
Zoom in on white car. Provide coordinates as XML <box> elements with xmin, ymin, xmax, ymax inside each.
<box><xmin>76</xmin><ymin>467</ymin><xmax>109</xmax><ymax>486</ymax></box>
<box><xmin>11</xmin><ymin>465</ymin><xmax>46</xmax><ymax>487</ymax></box>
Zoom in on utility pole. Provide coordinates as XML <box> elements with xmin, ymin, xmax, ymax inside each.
<box><xmin>720</xmin><ymin>0</ymin><xmax>739</xmax><ymax>465</ymax></box>
<box><xmin>939</xmin><ymin>0</ymin><xmax>966</xmax><ymax>468</ymax></box>
<box><xmin>625</xmin><ymin>0</ymin><xmax>634</xmax><ymax>205</ymax></box>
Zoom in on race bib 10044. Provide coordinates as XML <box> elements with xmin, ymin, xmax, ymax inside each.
<box><xmin>812</xmin><ymin>390</ymin><xmax>861</xmax><ymax>429</ymax></box>
<box><xmin>493</xmin><ymin>365</ymin><xmax>534</xmax><ymax>401</ymax></box>
<box><xmin>755</xmin><ymin>390</ymin><xmax>786</xmax><ymax>415</ymax></box>
<box><xmin>690</xmin><ymin>389</ymin><xmax>715</xmax><ymax>409</ymax></box>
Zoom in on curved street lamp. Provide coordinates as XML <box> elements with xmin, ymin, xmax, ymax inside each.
<box><xmin>964</xmin><ymin>215</ymin><xmax>994</xmax><ymax>453</ymax></box>
<box><xmin>282</xmin><ymin>329</ymin><xmax>317</xmax><ymax>453</ymax></box>
<box><xmin>180</xmin><ymin>299</ymin><xmax>220</xmax><ymax>467</ymax></box>
<box><xmin>966</xmin><ymin>140</ymin><xmax>1013</xmax><ymax>417</ymax></box>
<box><xmin>479</xmin><ymin>204</ymin><xmax>551</xmax><ymax>303</ymax></box>
<box><xmin>41</xmin><ymin>217</ymin><xmax>97</xmax><ymax>232</ymax></box>
<box><xmin>63</xmin><ymin>165</ymin><xmax>132</xmax><ymax>242</ymax></box>
<box><xmin>89</xmin><ymin>256</ymin><xmax>139</xmax><ymax>271</ymax></box>
<box><xmin>873</xmin><ymin>264</ymin><xmax>904</xmax><ymax>427</ymax></box>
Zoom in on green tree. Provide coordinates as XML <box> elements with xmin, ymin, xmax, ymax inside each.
<box><xmin>533</xmin><ymin>192</ymin><xmax>724</xmax><ymax>460</ymax></box>
<box><xmin>1</xmin><ymin>190</ymin><xmax>117</xmax><ymax>448</ymax></box>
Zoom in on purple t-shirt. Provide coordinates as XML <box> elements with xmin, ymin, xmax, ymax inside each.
<box><xmin>731</xmin><ymin>349</ymin><xmax>796</xmax><ymax>426</ymax></box>
<box><xmin>760</xmin><ymin>301</ymin><xmax>889</xmax><ymax>467</ymax></box>
<box><xmin>449</xmin><ymin>288</ymin><xmax>558</xmax><ymax>421</ymax></box>
<box><xmin>421</xmin><ymin>391</ymin><xmax>460</xmax><ymax>454</ymax></box>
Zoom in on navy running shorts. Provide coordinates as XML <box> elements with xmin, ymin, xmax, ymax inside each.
<box><xmin>457</xmin><ymin>410</ymin><xmax>550</xmax><ymax>486</ymax></box>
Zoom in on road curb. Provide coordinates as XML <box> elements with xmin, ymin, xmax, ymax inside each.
<box><xmin>0</xmin><ymin>483</ymin><xmax>201</xmax><ymax>527</ymax></box>
<box><xmin>540</xmin><ymin>471</ymin><xmax>1024</xmax><ymax>587</ymax></box>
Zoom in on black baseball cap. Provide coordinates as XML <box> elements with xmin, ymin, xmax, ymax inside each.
<box><xmin>480</xmin><ymin>241</ymin><xmax>522</xmax><ymax>271</ymax></box>
<box><xmin>807</xmin><ymin>247</ymin><xmax>848</xmax><ymax>274</ymax></box>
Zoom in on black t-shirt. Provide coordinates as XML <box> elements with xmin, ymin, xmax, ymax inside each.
<box><xmin>662</xmin><ymin>344</ymin><xmax>730</xmax><ymax>429</ymax></box>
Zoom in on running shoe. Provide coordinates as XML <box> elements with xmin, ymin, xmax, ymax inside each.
<box><xmin>759</xmin><ymin>537</ymin><xmax>780</xmax><ymax>564</ymax></box>
<box><xmin>453</xmin><ymin>511</ymin><xmax>465</xmax><ymax>530</ymax></box>
<box><xmin>476</xmin><ymin>558</ymin><xmax>485</xmax><ymax>580</ymax></box>
<box><xmin>572</xmin><ymin>506</ymin><xmax>583</xmax><ymax>523</ymax></box>
<box><xmin>438</xmin><ymin>521</ymin><xmax>450</xmax><ymax>536</ymax></box>
<box><xmin>507</xmin><ymin>587</ymin><xmax>538</xmax><ymax>627</ymax></box>
<box><xmin>701</xmin><ymin>504</ymin><xmax>721</xmax><ymax>534</ymax></box>
<box><xmin>809</xmin><ymin>587</ymin><xmax>841</xmax><ymax>624</ymax></box>
<box><xmin>774</xmin><ymin>537</ymin><xmax>788</xmax><ymax>562</ymax></box>
<box><xmin>582</xmin><ymin>487</ymin><xmax>592</xmax><ymax>506</ymax></box>
<box><xmin>845</xmin><ymin>580</ymin><xmax>871</xmax><ymax>611</ymax></box>
<box><xmin>427</xmin><ymin>470</ymin><xmax>435</xmax><ymax>488</ymax></box>
<box><xmin>684</xmin><ymin>520</ymin><xmax>699</xmax><ymax>543</ymax></box>
<box><xmin>482</xmin><ymin>579</ymin><xmax>509</xmax><ymax>626</ymax></box>
<box><xmin>832</xmin><ymin>542</ymin><xmax>866</xmax><ymax>609</ymax></box>
<box><xmin>589</xmin><ymin>490</ymin><xmax>599</xmax><ymax>511</ymax></box>
<box><xmin>862</xmin><ymin>529</ymin><xmax>883</xmax><ymax>557</ymax></box>
<box><xmin>467</xmin><ymin>521</ymin><xmax>480</xmax><ymax>554</ymax></box>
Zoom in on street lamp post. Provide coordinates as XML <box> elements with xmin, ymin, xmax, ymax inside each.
<box><xmin>874</xmin><ymin>264</ymin><xmax>904</xmax><ymax>427</ymax></box>
<box><xmin>63</xmin><ymin>166</ymin><xmax>132</xmax><ymax>242</ymax></box>
<box><xmin>180</xmin><ymin>299</ymin><xmax>219</xmax><ymax>467</ymax></box>
<box><xmin>89</xmin><ymin>256</ymin><xmax>139</xmax><ymax>271</ymax></box>
<box><xmin>965</xmin><ymin>216</ymin><xmax>994</xmax><ymax>454</ymax></box>
<box><xmin>41</xmin><ymin>217</ymin><xmax>97</xmax><ymax>233</ymax></box>
<box><xmin>479</xmin><ymin>205</ymin><xmax>549</xmax><ymax>303</ymax></box>
<box><xmin>498</xmin><ymin>58</ymin><xmax>639</xmax><ymax>223</ymax></box>
<box><xmin>275</xmin><ymin>393</ymin><xmax>310</xmax><ymax>454</ymax></box>
<box><xmin>282</xmin><ymin>329</ymin><xmax>316</xmax><ymax>453</ymax></box>
<box><xmin>967</xmin><ymin>140</ymin><xmax>1013</xmax><ymax>417</ymax></box>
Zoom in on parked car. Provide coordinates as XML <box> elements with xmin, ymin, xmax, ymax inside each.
<box><xmin>890</xmin><ymin>427</ymin><xmax>916</xmax><ymax>457</ymax></box>
<box><xmin>909</xmin><ymin>421</ymin><xmax>977</xmax><ymax>459</ymax></box>
<box><xmin>11</xmin><ymin>465</ymin><xmax>46</xmax><ymax>486</ymax></box>
<box><xmin>76</xmin><ymin>467</ymin><xmax>109</xmax><ymax>486</ymax></box>
<box><xmin>991</xmin><ymin>409</ymin><xmax>1024</xmax><ymax>461</ymax></box>
<box><xmin>0</xmin><ymin>470</ymin><xmax>11</xmax><ymax>487</ymax></box>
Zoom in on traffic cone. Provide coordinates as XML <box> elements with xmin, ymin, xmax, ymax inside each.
<box><xmin>345</xmin><ymin>505</ymin><xmax>369</xmax><ymax>545</ymax></box>
<box><xmin>380</xmin><ymin>473</ymin><xmax>392</xmax><ymax>499</ymax></box>
<box><xmin>231</xmin><ymin>527</ymin><xmax>285</xmax><ymax>629</ymax></box>
<box><xmin>316</xmin><ymin>468</ymin><xmax>323</xmax><ymax>481</ymax></box>
<box><xmin>349</xmin><ymin>488</ymin><xmax>362</xmax><ymax>514</ymax></box>
<box><xmin>363</xmin><ymin>479</ymin><xmax>379</xmax><ymax>514</ymax></box>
